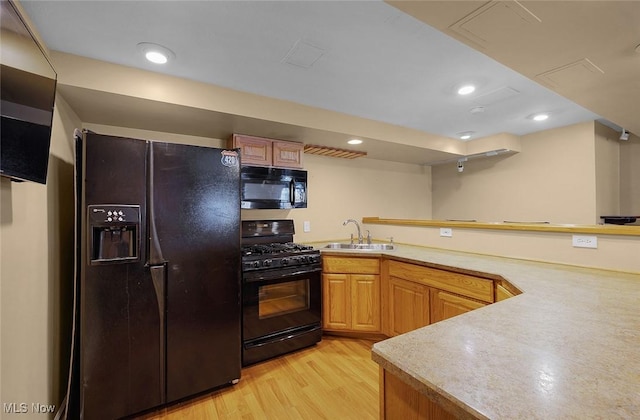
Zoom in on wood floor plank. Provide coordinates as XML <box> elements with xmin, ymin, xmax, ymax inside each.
<box><xmin>138</xmin><ymin>336</ymin><xmax>379</xmax><ymax>420</ymax></box>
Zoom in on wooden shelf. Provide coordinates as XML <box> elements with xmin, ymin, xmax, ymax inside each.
<box><xmin>362</xmin><ymin>217</ymin><xmax>640</xmax><ymax>237</ymax></box>
<box><xmin>304</xmin><ymin>144</ymin><xmax>367</xmax><ymax>159</ymax></box>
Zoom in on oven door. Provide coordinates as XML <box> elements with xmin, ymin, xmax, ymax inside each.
<box><xmin>240</xmin><ymin>166</ymin><xmax>307</xmax><ymax>209</ymax></box>
<box><xmin>243</xmin><ymin>265</ymin><xmax>321</xmax><ymax>341</ymax></box>
<box><xmin>242</xmin><ymin>265</ymin><xmax>321</xmax><ymax>364</ymax></box>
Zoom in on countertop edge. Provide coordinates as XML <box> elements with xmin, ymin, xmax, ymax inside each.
<box><xmin>362</xmin><ymin>217</ymin><xmax>640</xmax><ymax>236</ymax></box>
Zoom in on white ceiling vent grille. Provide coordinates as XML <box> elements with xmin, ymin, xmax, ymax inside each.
<box><xmin>448</xmin><ymin>1</ymin><xmax>542</xmax><ymax>48</ymax></box>
<box><xmin>473</xmin><ymin>86</ymin><xmax>521</xmax><ymax>106</ymax></box>
<box><xmin>282</xmin><ymin>40</ymin><xmax>325</xmax><ymax>69</ymax></box>
<box><xmin>536</xmin><ymin>58</ymin><xmax>605</xmax><ymax>89</ymax></box>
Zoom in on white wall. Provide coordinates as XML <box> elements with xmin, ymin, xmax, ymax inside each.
<box><xmin>431</xmin><ymin>122</ymin><xmax>598</xmax><ymax>224</ymax></box>
<box><xmin>1</xmin><ymin>95</ymin><xmax>80</xmax><ymax>418</ymax></box>
<box><xmin>595</xmin><ymin>123</ymin><xmax>620</xmax><ymax>219</ymax></box>
<box><xmin>620</xmin><ymin>133</ymin><xmax>640</xmax><ymax>215</ymax></box>
<box><xmin>243</xmin><ymin>154</ymin><xmax>432</xmax><ymax>242</ymax></box>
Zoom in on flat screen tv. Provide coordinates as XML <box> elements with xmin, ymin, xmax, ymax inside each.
<box><xmin>0</xmin><ymin>0</ymin><xmax>57</xmax><ymax>184</ymax></box>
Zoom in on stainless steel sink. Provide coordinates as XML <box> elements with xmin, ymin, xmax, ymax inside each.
<box><xmin>323</xmin><ymin>243</ymin><xmax>395</xmax><ymax>251</ymax></box>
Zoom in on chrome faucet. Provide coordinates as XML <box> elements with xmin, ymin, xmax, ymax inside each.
<box><xmin>343</xmin><ymin>219</ymin><xmax>363</xmax><ymax>244</ymax></box>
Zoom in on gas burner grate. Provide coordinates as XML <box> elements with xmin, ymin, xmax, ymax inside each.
<box><xmin>242</xmin><ymin>242</ymin><xmax>315</xmax><ymax>256</ymax></box>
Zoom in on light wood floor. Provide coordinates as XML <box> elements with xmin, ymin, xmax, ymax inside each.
<box><xmin>140</xmin><ymin>336</ymin><xmax>380</xmax><ymax>420</ymax></box>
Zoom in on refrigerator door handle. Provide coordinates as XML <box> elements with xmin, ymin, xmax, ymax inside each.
<box><xmin>149</xmin><ymin>264</ymin><xmax>167</xmax><ymax>404</ymax></box>
<box><xmin>148</xmin><ymin>142</ymin><xmax>166</xmax><ymax>265</ymax></box>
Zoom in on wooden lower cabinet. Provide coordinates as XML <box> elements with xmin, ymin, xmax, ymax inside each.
<box><xmin>388</xmin><ymin>276</ymin><xmax>430</xmax><ymax>336</ymax></box>
<box><xmin>381</xmin><ymin>368</ymin><xmax>456</xmax><ymax>420</ymax></box>
<box><xmin>496</xmin><ymin>282</ymin><xmax>519</xmax><ymax>301</ymax></box>
<box><xmin>430</xmin><ymin>289</ymin><xmax>487</xmax><ymax>324</ymax></box>
<box><xmin>352</xmin><ymin>274</ymin><xmax>381</xmax><ymax>331</ymax></box>
<box><xmin>323</xmin><ymin>256</ymin><xmax>510</xmax><ymax>336</ymax></box>
<box><xmin>322</xmin><ymin>256</ymin><xmax>380</xmax><ymax>333</ymax></box>
<box><xmin>323</xmin><ymin>273</ymin><xmax>350</xmax><ymax>330</ymax></box>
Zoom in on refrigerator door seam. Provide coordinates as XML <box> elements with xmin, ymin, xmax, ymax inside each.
<box><xmin>149</xmin><ymin>264</ymin><xmax>167</xmax><ymax>404</ymax></box>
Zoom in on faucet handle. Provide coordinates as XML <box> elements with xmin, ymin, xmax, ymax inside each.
<box><xmin>350</xmin><ymin>233</ymin><xmax>354</xmax><ymax>245</ymax></box>
<box><xmin>388</xmin><ymin>236</ymin><xmax>394</xmax><ymax>244</ymax></box>
<box><xmin>366</xmin><ymin>230</ymin><xmax>372</xmax><ymax>245</ymax></box>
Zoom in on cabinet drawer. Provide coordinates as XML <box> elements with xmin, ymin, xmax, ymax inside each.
<box><xmin>388</xmin><ymin>261</ymin><xmax>493</xmax><ymax>303</ymax></box>
<box><xmin>323</xmin><ymin>256</ymin><xmax>380</xmax><ymax>274</ymax></box>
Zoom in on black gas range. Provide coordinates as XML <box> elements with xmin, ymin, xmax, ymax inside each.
<box><xmin>242</xmin><ymin>242</ymin><xmax>321</xmax><ymax>272</ymax></box>
<box><xmin>240</xmin><ymin>220</ymin><xmax>322</xmax><ymax>366</ymax></box>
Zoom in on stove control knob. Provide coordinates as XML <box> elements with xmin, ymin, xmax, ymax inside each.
<box><xmin>281</xmin><ymin>258</ymin><xmax>289</xmax><ymax>266</ymax></box>
<box><xmin>252</xmin><ymin>261</ymin><xmax>261</xmax><ymax>269</ymax></box>
<box><xmin>263</xmin><ymin>259</ymin><xmax>272</xmax><ymax>267</ymax></box>
<box><xmin>299</xmin><ymin>256</ymin><xmax>308</xmax><ymax>263</ymax></box>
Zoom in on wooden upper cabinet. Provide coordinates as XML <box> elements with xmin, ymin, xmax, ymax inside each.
<box><xmin>273</xmin><ymin>141</ymin><xmax>304</xmax><ymax>168</ymax></box>
<box><xmin>231</xmin><ymin>134</ymin><xmax>272</xmax><ymax>166</ymax></box>
<box><xmin>231</xmin><ymin>134</ymin><xmax>303</xmax><ymax>168</ymax></box>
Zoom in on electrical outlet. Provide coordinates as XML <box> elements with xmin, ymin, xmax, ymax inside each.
<box><xmin>303</xmin><ymin>221</ymin><xmax>311</xmax><ymax>232</ymax></box>
<box><xmin>440</xmin><ymin>228</ymin><xmax>453</xmax><ymax>237</ymax></box>
<box><xmin>572</xmin><ymin>235</ymin><xmax>597</xmax><ymax>249</ymax></box>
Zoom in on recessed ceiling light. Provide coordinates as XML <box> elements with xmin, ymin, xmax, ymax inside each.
<box><xmin>457</xmin><ymin>85</ymin><xmax>476</xmax><ymax>95</ymax></box>
<box><xmin>532</xmin><ymin>113</ymin><xmax>549</xmax><ymax>121</ymax></box>
<box><xmin>347</xmin><ymin>139</ymin><xmax>363</xmax><ymax>145</ymax></box>
<box><xmin>146</xmin><ymin>51</ymin><xmax>168</xmax><ymax>64</ymax></box>
<box><xmin>457</xmin><ymin>131</ymin><xmax>474</xmax><ymax>140</ymax></box>
<box><xmin>137</xmin><ymin>42</ymin><xmax>175</xmax><ymax>65</ymax></box>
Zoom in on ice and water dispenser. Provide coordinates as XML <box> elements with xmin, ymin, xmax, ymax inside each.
<box><xmin>88</xmin><ymin>205</ymin><xmax>140</xmax><ymax>264</ymax></box>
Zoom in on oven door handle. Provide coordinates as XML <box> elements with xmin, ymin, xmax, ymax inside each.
<box><xmin>244</xmin><ymin>324</ymin><xmax>322</xmax><ymax>349</ymax></box>
<box><xmin>243</xmin><ymin>266</ymin><xmax>322</xmax><ymax>283</ymax></box>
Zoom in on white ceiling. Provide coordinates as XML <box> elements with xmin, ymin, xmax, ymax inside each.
<box><xmin>19</xmin><ymin>0</ymin><xmax>617</xmax><ymax>149</ymax></box>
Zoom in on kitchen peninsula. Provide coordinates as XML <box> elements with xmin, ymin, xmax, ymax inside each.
<box><xmin>320</xmin><ymin>237</ymin><xmax>640</xmax><ymax>419</ymax></box>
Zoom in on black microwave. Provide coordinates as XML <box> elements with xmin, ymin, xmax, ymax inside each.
<box><xmin>240</xmin><ymin>166</ymin><xmax>307</xmax><ymax>209</ymax></box>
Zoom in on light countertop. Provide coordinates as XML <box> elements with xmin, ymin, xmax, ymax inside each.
<box><xmin>315</xmin><ymin>242</ymin><xmax>640</xmax><ymax>419</ymax></box>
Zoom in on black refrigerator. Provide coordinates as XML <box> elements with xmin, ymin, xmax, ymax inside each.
<box><xmin>72</xmin><ymin>132</ymin><xmax>241</xmax><ymax>419</ymax></box>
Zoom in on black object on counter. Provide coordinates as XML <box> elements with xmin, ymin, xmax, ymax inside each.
<box><xmin>600</xmin><ymin>216</ymin><xmax>639</xmax><ymax>225</ymax></box>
